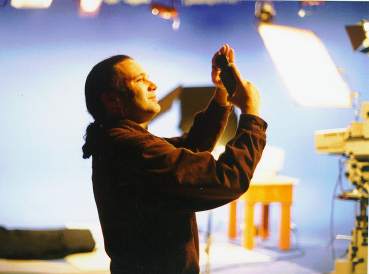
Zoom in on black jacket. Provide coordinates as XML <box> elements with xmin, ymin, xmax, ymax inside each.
<box><xmin>90</xmin><ymin>100</ymin><xmax>267</xmax><ymax>274</ymax></box>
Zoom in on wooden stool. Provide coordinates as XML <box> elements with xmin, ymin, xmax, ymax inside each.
<box><xmin>228</xmin><ymin>176</ymin><xmax>296</xmax><ymax>250</ymax></box>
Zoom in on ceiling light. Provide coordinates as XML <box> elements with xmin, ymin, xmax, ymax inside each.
<box><xmin>300</xmin><ymin>1</ymin><xmax>324</xmax><ymax>7</ymax></box>
<box><xmin>258</xmin><ymin>23</ymin><xmax>352</xmax><ymax>108</ymax></box>
<box><xmin>11</xmin><ymin>0</ymin><xmax>52</xmax><ymax>9</ymax></box>
<box><xmin>79</xmin><ymin>0</ymin><xmax>103</xmax><ymax>16</ymax></box>
<box><xmin>297</xmin><ymin>1</ymin><xmax>324</xmax><ymax>18</ymax></box>
<box><xmin>151</xmin><ymin>3</ymin><xmax>179</xmax><ymax>30</ymax></box>
<box><xmin>150</xmin><ymin>3</ymin><xmax>177</xmax><ymax>20</ymax></box>
<box><xmin>255</xmin><ymin>1</ymin><xmax>275</xmax><ymax>23</ymax></box>
<box><xmin>297</xmin><ymin>9</ymin><xmax>306</xmax><ymax>18</ymax></box>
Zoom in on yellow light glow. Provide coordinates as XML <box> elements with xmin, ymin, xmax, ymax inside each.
<box><xmin>161</xmin><ymin>12</ymin><xmax>171</xmax><ymax>20</ymax></box>
<box><xmin>258</xmin><ymin>23</ymin><xmax>352</xmax><ymax>108</ymax></box>
<box><xmin>11</xmin><ymin>0</ymin><xmax>52</xmax><ymax>9</ymax></box>
<box><xmin>363</xmin><ymin>21</ymin><xmax>369</xmax><ymax>32</ymax></box>
<box><xmin>80</xmin><ymin>0</ymin><xmax>103</xmax><ymax>14</ymax></box>
<box><xmin>211</xmin><ymin>145</ymin><xmax>225</xmax><ymax>160</ymax></box>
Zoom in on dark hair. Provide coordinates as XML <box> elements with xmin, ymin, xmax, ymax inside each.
<box><xmin>82</xmin><ymin>55</ymin><xmax>131</xmax><ymax>159</ymax></box>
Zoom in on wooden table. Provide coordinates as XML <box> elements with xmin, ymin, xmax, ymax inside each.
<box><xmin>228</xmin><ymin>176</ymin><xmax>296</xmax><ymax>250</ymax></box>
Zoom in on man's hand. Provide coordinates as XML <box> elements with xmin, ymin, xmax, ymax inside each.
<box><xmin>211</xmin><ymin>44</ymin><xmax>234</xmax><ymax>106</ymax></box>
<box><xmin>212</xmin><ymin>44</ymin><xmax>260</xmax><ymax>116</ymax></box>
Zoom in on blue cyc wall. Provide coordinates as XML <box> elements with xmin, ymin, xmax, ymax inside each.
<box><xmin>0</xmin><ymin>1</ymin><xmax>368</xmax><ymax>243</ymax></box>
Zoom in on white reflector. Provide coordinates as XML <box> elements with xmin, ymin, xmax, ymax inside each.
<box><xmin>258</xmin><ymin>23</ymin><xmax>352</xmax><ymax>108</ymax></box>
<box><xmin>11</xmin><ymin>0</ymin><xmax>52</xmax><ymax>9</ymax></box>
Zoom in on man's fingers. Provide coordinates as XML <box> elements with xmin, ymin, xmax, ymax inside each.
<box><xmin>229</xmin><ymin>63</ymin><xmax>243</xmax><ymax>84</ymax></box>
<box><xmin>228</xmin><ymin>47</ymin><xmax>235</xmax><ymax>63</ymax></box>
<box><xmin>225</xmin><ymin>44</ymin><xmax>231</xmax><ymax>57</ymax></box>
<box><xmin>213</xmin><ymin>44</ymin><xmax>234</xmax><ymax>65</ymax></box>
<box><xmin>220</xmin><ymin>45</ymin><xmax>227</xmax><ymax>55</ymax></box>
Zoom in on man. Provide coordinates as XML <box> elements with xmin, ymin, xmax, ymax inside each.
<box><xmin>82</xmin><ymin>44</ymin><xmax>267</xmax><ymax>274</ymax></box>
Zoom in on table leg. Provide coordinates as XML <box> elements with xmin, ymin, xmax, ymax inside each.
<box><xmin>280</xmin><ymin>202</ymin><xmax>291</xmax><ymax>250</ymax></box>
<box><xmin>243</xmin><ymin>202</ymin><xmax>255</xmax><ymax>249</ymax></box>
<box><xmin>228</xmin><ymin>200</ymin><xmax>237</xmax><ymax>239</ymax></box>
<box><xmin>260</xmin><ymin>204</ymin><xmax>269</xmax><ymax>240</ymax></box>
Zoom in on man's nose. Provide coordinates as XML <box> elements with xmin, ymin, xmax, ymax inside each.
<box><xmin>148</xmin><ymin>80</ymin><xmax>157</xmax><ymax>91</ymax></box>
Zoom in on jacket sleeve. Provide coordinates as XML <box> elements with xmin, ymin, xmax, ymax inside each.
<box><xmin>108</xmin><ymin>114</ymin><xmax>267</xmax><ymax>212</ymax></box>
<box><xmin>164</xmin><ymin>99</ymin><xmax>232</xmax><ymax>152</ymax></box>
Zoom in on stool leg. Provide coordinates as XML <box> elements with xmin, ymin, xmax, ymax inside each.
<box><xmin>260</xmin><ymin>204</ymin><xmax>269</xmax><ymax>240</ymax></box>
<box><xmin>243</xmin><ymin>202</ymin><xmax>255</xmax><ymax>249</ymax></box>
<box><xmin>228</xmin><ymin>200</ymin><xmax>237</xmax><ymax>239</ymax></box>
<box><xmin>279</xmin><ymin>202</ymin><xmax>291</xmax><ymax>250</ymax></box>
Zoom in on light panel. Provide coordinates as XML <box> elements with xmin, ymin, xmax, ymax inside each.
<box><xmin>258</xmin><ymin>23</ymin><xmax>352</xmax><ymax>108</ymax></box>
<box><xmin>11</xmin><ymin>0</ymin><xmax>52</xmax><ymax>9</ymax></box>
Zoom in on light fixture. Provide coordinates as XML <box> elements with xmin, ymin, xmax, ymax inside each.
<box><xmin>297</xmin><ymin>9</ymin><xmax>306</xmax><ymax>18</ymax></box>
<box><xmin>11</xmin><ymin>0</ymin><xmax>52</xmax><ymax>9</ymax></box>
<box><xmin>255</xmin><ymin>1</ymin><xmax>275</xmax><ymax>23</ymax></box>
<box><xmin>151</xmin><ymin>3</ymin><xmax>180</xmax><ymax>30</ymax></box>
<box><xmin>79</xmin><ymin>0</ymin><xmax>103</xmax><ymax>16</ymax></box>
<box><xmin>151</xmin><ymin>3</ymin><xmax>177</xmax><ymax>20</ymax></box>
<box><xmin>297</xmin><ymin>1</ymin><xmax>324</xmax><ymax>18</ymax></box>
<box><xmin>346</xmin><ymin>20</ymin><xmax>369</xmax><ymax>55</ymax></box>
<box><xmin>258</xmin><ymin>23</ymin><xmax>352</xmax><ymax>108</ymax></box>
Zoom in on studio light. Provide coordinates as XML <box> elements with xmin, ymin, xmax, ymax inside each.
<box><xmin>11</xmin><ymin>0</ymin><xmax>52</xmax><ymax>9</ymax></box>
<box><xmin>258</xmin><ymin>23</ymin><xmax>352</xmax><ymax>108</ymax></box>
<box><xmin>79</xmin><ymin>0</ymin><xmax>103</xmax><ymax>16</ymax></box>
<box><xmin>255</xmin><ymin>1</ymin><xmax>275</xmax><ymax>23</ymax></box>
<box><xmin>151</xmin><ymin>3</ymin><xmax>180</xmax><ymax>30</ymax></box>
<box><xmin>297</xmin><ymin>1</ymin><xmax>325</xmax><ymax>18</ymax></box>
<box><xmin>151</xmin><ymin>3</ymin><xmax>177</xmax><ymax>20</ymax></box>
<box><xmin>346</xmin><ymin>20</ymin><xmax>369</xmax><ymax>54</ymax></box>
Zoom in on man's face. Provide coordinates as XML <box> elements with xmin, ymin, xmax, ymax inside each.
<box><xmin>115</xmin><ymin>59</ymin><xmax>161</xmax><ymax>123</ymax></box>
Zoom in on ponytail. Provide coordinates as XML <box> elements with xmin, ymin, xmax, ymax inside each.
<box><xmin>82</xmin><ymin>122</ymin><xmax>104</xmax><ymax>159</ymax></box>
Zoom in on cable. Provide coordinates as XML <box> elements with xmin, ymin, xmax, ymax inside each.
<box><xmin>328</xmin><ymin>156</ymin><xmax>346</xmax><ymax>262</ymax></box>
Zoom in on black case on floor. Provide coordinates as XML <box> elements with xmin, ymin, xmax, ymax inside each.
<box><xmin>0</xmin><ymin>226</ymin><xmax>95</xmax><ymax>259</ymax></box>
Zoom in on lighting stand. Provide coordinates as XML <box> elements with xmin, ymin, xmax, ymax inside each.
<box><xmin>331</xmin><ymin>158</ymin><xmax>368</xmax><ymax>274</ymax></box>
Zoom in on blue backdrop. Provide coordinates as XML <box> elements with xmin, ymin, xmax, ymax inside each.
<box><xmin>0</xmin><ymin>1</ymin><xmax>368</xmax><ymax>245</ymax></box>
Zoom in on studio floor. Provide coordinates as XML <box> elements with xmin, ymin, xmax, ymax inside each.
<box><xmin>0</xmin><ymin>231</ymin><xmax>347</xmax><ymax>274</ymax></box>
